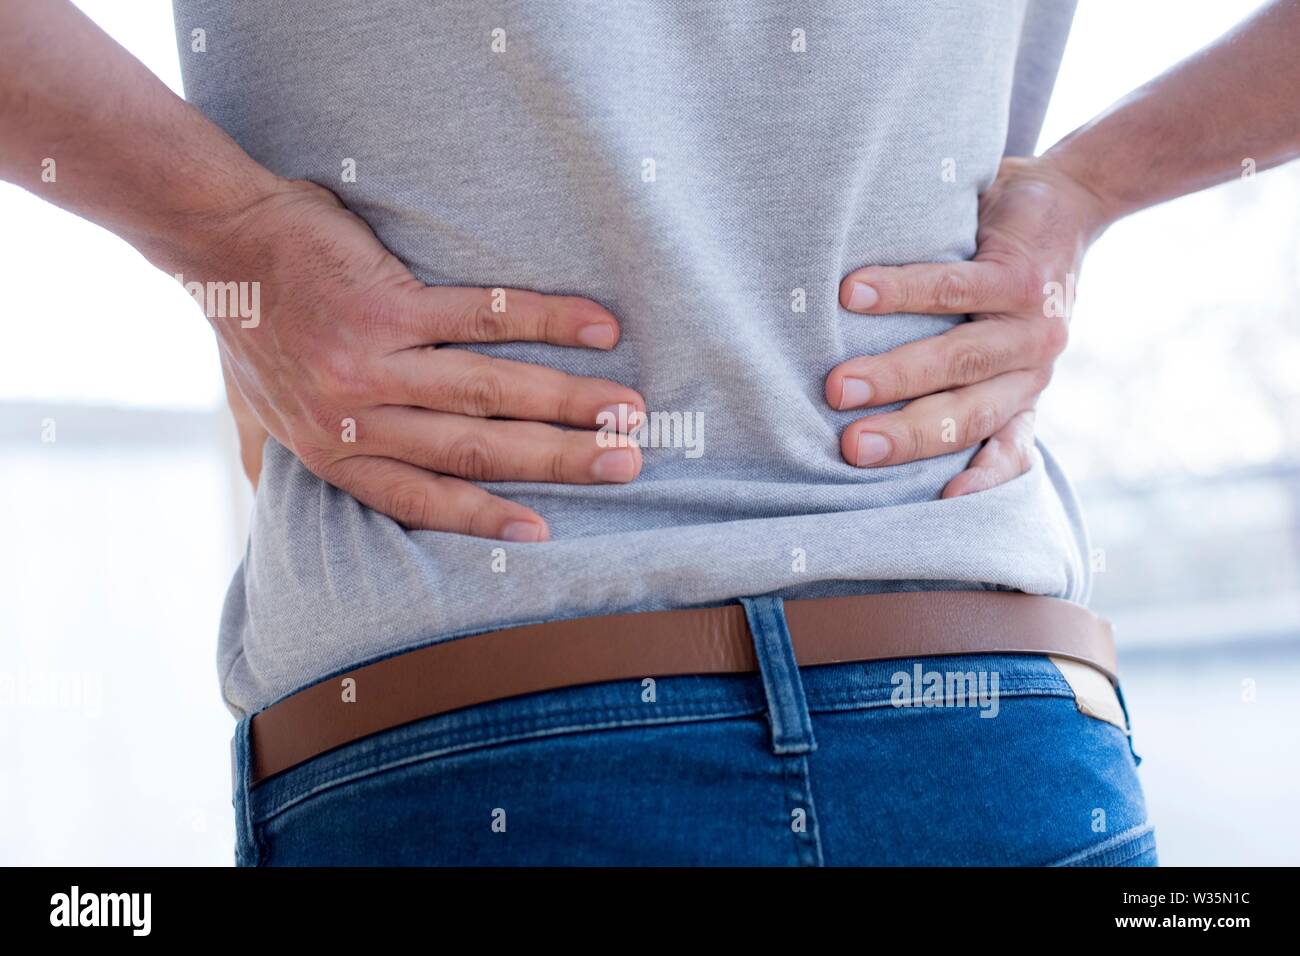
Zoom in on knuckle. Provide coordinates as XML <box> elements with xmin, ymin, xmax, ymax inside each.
<box><xmin>339</xmin><ymin>368</ymin><xmax>383</xmax><ymax>405</ymax></box>
<box><xmin>1040</xmin><ymin>316</ymin><xmax>1070</xmax><ymax>357</ymax></box>
<box><xmin>418</xmin><ymin>350</ymin><xmax>472</xmax><ymax>409</ymax></box>
<box><xmin>553</xmin><ymin>384</ymin><xmax>580</xmax><ymax>426</ymax></box>
<box><xmin>1013</xmin><ymin>439</ymin><xmax>1035</xmax><ymax>474</ymax></box>
<box><xmin>932</xmin><ymin>270</ymin><xmax>972</xmax><ymax>311</ymax></box>
<box><xmin>1028</xmin><ymin>364</ymin><xmax>1055</xmax><ymax>393</ymax></box>
<box><xmin>538</xmin><ymin>298</ymin><xmax>562</xmax><ymax>343</ymax></box>
<box><xmin>899</xmin><ymin>420</ymin><xmax>929</xmax><ymax>460</ymax></box>
<box><xmin>296</xmin><ymin>442</ymin><xmax>335</xmax><ymax>475</ymax></box>
<box><xmin>546</xmin><ymin>445</ymin><xmax>570</xmax><ymax>484</ymax></box>
<box><xmin>874</xmin><ymin>362</ymin><xmax>910</xmax><ymax>401</ymax></box>
<box><xmin>945</xmin><ymin>344</ymin><xmax>1000</xmax><ymax>383</ymax></box>
<box><xmin>461</xmin><ymin>299</ymin><xmax>511</xmax><ymax>342</ymax></box>
<box><xmin>963</xmin><ymin>402</ymin><xmax>1002</xmax><ymax>445</ymax></box>
<box><xmin>1017</xmin><ymin>265</ymin><xmax>1052</xmax><ymax>309</ymax></box>
<box><xmin>316</xmin><ymin>349</ymin><xmax>371</xmax><ymax>401</ymax></box>
<box><xmin>386</xmin><ymin>481</ymin><xmax>436</xmax><ymax>528</ymax></box>
<box><xmin>442</xmin><ymin>433</ymin><xmax>500</xmax><ymax>480</ymax></box>
<box><xmin>305</xmin><ymin>400</ymin><xmax>346</xmax><ymax>436</ymax></box>
<box><xmin>355</xmin><ymin>295</ymin><xmax>401</xmax><ymax>344</ymax></box>
<box><xmin>452</xmin><ymin>367</ymin><xmax>505</xmax><ymax>418</ymax></box>
<box><xmin>465</xmin><ymin>505</ymin><xmax>505</xmax><ymax>539</ymax></box>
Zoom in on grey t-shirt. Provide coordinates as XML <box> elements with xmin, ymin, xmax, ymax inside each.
<box><xmin>173</xmin><ymin>0</ymin><xmax>1088</xmax><ymax>718</ymax></box>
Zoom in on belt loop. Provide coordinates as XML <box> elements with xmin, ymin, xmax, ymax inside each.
<box><xmin>232</xmin><ymin>714</ymin><xmax>264</xmax><ymax>866</ymax></box>
<box><xmin>740</xmin><ymin>596</ymin><xmax>816</xmax><ymax>755</ymax></box>
<box><xmin>1113</xmin><ymin>682</ymin><xmax>1143</xmax><ymax>767</ymax></box>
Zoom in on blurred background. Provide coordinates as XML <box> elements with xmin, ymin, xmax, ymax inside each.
<box><xmin>1</xmin><ymin>0</ymin><xmax>1297</xmax><ymax>865</ymax></box>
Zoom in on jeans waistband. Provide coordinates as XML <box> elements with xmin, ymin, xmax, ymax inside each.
<box><xmin>238</xmin><ymin>599</ymin><xmax>1088</xmax><ymax>829</ymax></box>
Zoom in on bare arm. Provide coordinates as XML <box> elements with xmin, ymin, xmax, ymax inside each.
<box><xmin>0</xmin><ymin>0</ymin><xmax>276</xmax><ymax>266</ymax></box>
<box><xmin>1044</xmin><ymin>0</ymin><xmax>1300</xmax><ymax>224</ymax></box>
<box><xmin>1</xmin><ymin>0</ymin><xmax>644</xmax><ymax>539</ymax></box>
<box><xmin>832</xmin><ymin>0</ymin><xmax>1300</xmax><ymax>495</ymax></box>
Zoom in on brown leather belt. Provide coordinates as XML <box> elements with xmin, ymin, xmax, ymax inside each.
<box><xmin>247</xmin><ymin>591</ymin><xmax>1116</xmax><ymax>786</ymax></box>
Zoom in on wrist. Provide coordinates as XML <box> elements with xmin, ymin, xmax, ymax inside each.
<box><xmin>1037</xmin><ymin>141</ymin><xmax>1132</xmax><ymax>236</ymax></box>
<box><xmin>130</xmin><ymin>163</ymin><xmax>297</xmax><ymax>278</ymax></box>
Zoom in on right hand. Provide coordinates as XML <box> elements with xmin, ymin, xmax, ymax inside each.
<box><xmin>189</xmin><ymin>179</ymin><xmax>644</xmax><ymax>541</ymax></box>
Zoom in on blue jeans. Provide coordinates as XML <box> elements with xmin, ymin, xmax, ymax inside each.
<box><xmin>233</xmin><ymin>596</ymin><xmax>1156</xmax><ymax>866</ymax></box>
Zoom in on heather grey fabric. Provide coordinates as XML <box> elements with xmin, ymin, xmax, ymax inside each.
<box><xmin>172</xmin><ymin>0</ymin><xmax>1087</xmax><ymax>718</ymax></box>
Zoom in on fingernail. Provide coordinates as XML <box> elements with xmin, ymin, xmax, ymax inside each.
<box><xmin>591</xmin><ymin>448</ymin><xmax>637</xmax><ymax>482</ymax></box>
<box><xmin>837</xmin><ymin>377</ymin><xmax>872</xmax><ymax>410</ymax></box>
<box><xmin>855</xmin><ymin>432</ymin><xmax>891</xmax><ymax>466</ymax></box>
<box><xmin>597</xmin><ymin>403</ymin><xmax>645</xmax><ymax>433</ymax></box>
<box><xmin>846</xmin><ymin>281</ymin><xmax>879</xmax><ymax>311</ymax></box>
<box><xmin>500</xmin><ymin>521</ymin><xmax>544</xmax><ymax>542</ymax></box>
<box><xmin>577</xmin><ymin>323</ymin><xmax>617</xmax><ymax>349</ymax></box>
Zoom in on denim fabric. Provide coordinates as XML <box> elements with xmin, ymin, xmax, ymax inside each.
<box><xmin>234</xmin><ymin>596</ymin><xmax>1155</xmax><ymax>867</ymax></box>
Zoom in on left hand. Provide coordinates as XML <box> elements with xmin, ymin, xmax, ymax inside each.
<box><xmin>827</xmin><ymin>155</ymin><xmax>1111</xmax><ymax>497</ymax></box>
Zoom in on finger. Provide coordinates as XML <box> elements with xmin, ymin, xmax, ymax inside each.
<box><xmin>401</xmin><ymin>285</ymin><xmax>622</xmax><ymax>349</ymax></box>
<box><xmin>826</xmin><ymin>316</ymin><xmax>1055</xmax><ymax>410</ymax></box>
<box><xmin>326</xmin><ymin>455</ymin><xmax>551</xmax><ymax>539</ymax></box>
<box><xmin>364</xmin><ymin>407</ymin><xmax>643</xmax><ymax>484</ymax></box>
<box><xmin>220</xmin><ymin>355</ymin><xmax>267</xmax><ymax>487</ymax></box>
<box><xmin>840</xmin><ymin>260</ymin><xmax>1034</xmax><ymax>316</ymax></box>
<box><xmin>841</xmin><ymin>369</ymin><xmax>1044</xmax><ymax>468</ymax></box>
<box><xmin>941</xmin><ymin>410</ymin><xmax>1037</xmax><ymax>499</ymax></box>
<box><xmin>387</xmin><ymin>348</ymin><xmax>645</xmax><ymax>428</ymax></box>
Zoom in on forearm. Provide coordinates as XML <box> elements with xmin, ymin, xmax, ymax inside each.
<box><xmin>0</xmin><ymin>0</ymin><xmax>282</xmax><ymax>270</ymax></box>
<box><xmin>1044</xmin><ymin>0</ymin><xmax>1300</xmax><ymax>227</ymax></box>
